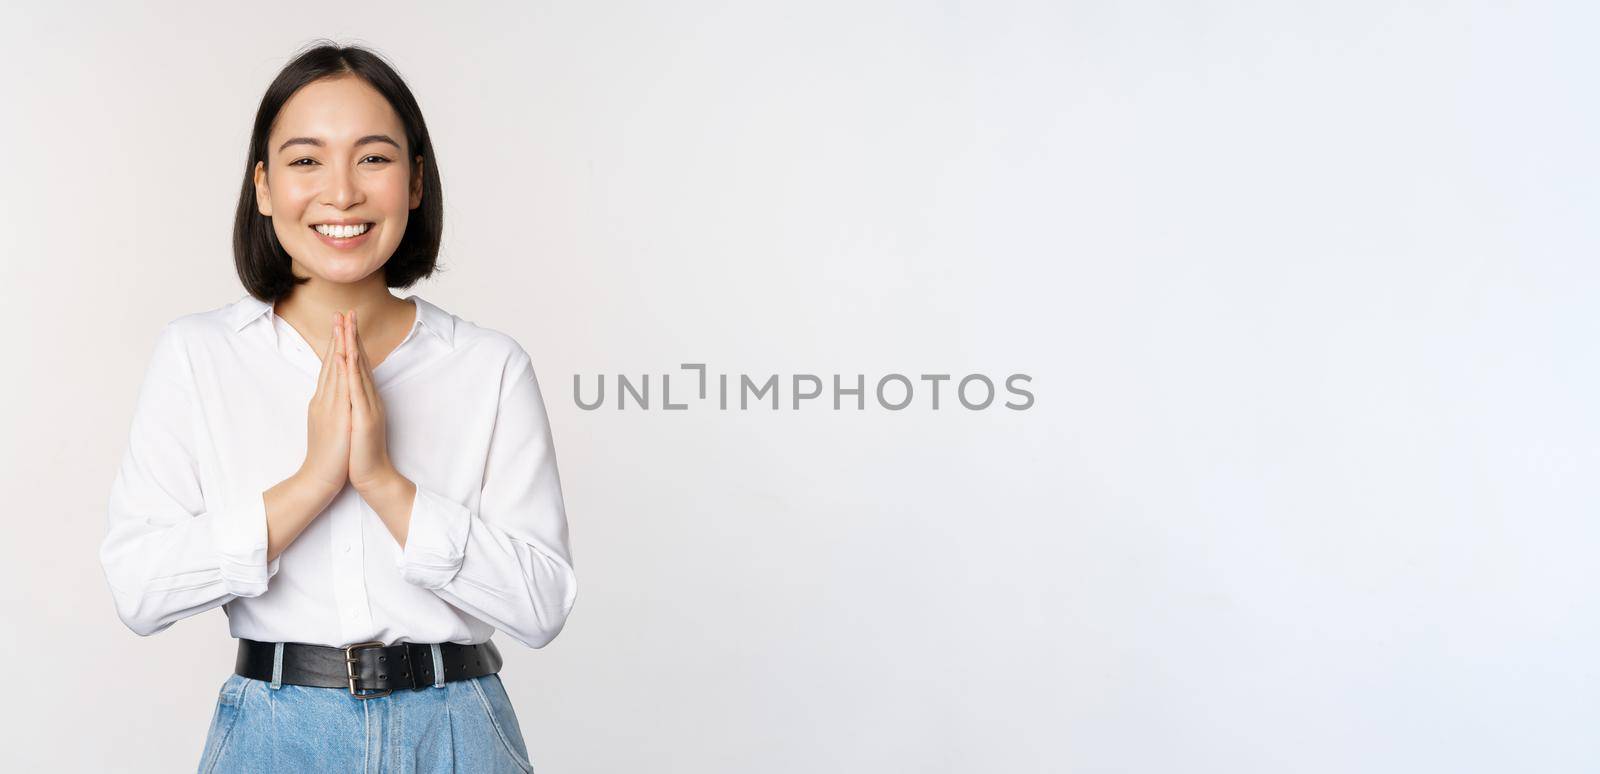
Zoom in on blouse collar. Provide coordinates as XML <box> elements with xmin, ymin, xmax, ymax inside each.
<box><xmin>226</xmin><ymin>293</ymin><xmax>455</xmax><ymax>348</ymax></box>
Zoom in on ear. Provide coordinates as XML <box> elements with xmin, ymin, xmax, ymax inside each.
<box><xmin>254</xmin><ymin>160</ymin><xmax>273</xmax><ymax>217</ymax></box>
<box><xmin>410</xmin><ymin>155</ymin><xmax>425</xmax><ymax>210</ymax></box>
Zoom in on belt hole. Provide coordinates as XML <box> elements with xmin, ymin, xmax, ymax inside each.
<box><xmin>402</xmin><ymin>671</ymin><xmax>409</xmax><ymax>677</ymax></box>
<box><xmin>379</xmin><ymin>656</ymin><xmax>387</xmax><ymax>662</ymax></box>
<box><xmin>379</xmin><ymin>673</ymin><xmax>386</xmax><ymax>679</ymax></box>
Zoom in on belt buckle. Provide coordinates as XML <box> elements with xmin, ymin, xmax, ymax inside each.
<box><xmin>344</xmin><ymin>640</ymin><xmax>393</xmax><ymax>699</ymax></box>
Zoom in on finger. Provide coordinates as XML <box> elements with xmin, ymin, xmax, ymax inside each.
<box><xmin>352</xmin><ymin>311</ymin><xmax>372</xmax><ymax>368</ymax></box>
<box><xmin>334</xmin><ymin>316</ymin><xmax>350</xmax><ymax>407</ymax></box>
<box><xmin>316</xmin><ymin>314</ymin><xmax>337</xmax><ymax>400</ymax></box>
<box><xmin>351</xmin><ymin>312</ymin><xmax>380</xmax><ymax>408</ymax></box>
<box><xmin>317</xmin><ymin>313</ymin><xmax>342</xmax><ymax>398</ymax></box>
<box><xmin>360</xmin><ymin>348</ymin><xmax>379</xmax><ymax>408</ymax></box>
<box><xmin>335</xmin><ymin>316</ymin><xmax>347</xmax><ymax>384</ymax></box>
<box><xmin>344</xmin><ymin>310</ymin><xmax>361</xmax><ymax>412</ymax></box>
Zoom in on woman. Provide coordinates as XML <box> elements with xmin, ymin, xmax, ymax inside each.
<box><xmin>98</xmin><ymin>42</ymin><xmax>577</xmax><ymax>773</ymax></box>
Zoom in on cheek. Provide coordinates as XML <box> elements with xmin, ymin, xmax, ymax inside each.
<box><xmin>374</xmin><ymin>172</ymin><xmax>415</xmax><ymax>210</ymax></box>
<box><xmin>369</xmin><ymin>178</ymin><xmax>414</xmax><ymax>241</ymax></box>
<box><xmin>271</xmin><ymin>179</ymin><xmax>318</xmax><ymax>216</ymax></box>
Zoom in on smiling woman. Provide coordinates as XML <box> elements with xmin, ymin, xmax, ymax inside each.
<box><xmin>233</xmin><ymin>46</ymin><xmax>443</xmax><ymax>301</ymax></box>
<box><xmin>100</xmin><ymin>40</ymin><xmax>573</xmax><ymax>774</ymax></box>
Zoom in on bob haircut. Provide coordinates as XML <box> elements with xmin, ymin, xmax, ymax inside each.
<box><xmin>233</xmin><ymin>41</ymin><xmax>444</xmax><ymax>302</ymax></box>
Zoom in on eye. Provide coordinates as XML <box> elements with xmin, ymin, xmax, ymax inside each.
<box><xmin>287</xmin><ymin>156</ymin><xmax>388</xmax><ymax>167</ymax></box>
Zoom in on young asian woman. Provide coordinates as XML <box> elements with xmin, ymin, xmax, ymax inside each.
<box><xmin>98</xmin><ymin>41</ymin><xmax>576</xmax><ymax>773</ymax></box>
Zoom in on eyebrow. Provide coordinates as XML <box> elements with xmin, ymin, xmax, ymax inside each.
<box><xmin>277</xmin><ymin>134</ymin><xmax>402</xmax><ymax>153</ymax></box>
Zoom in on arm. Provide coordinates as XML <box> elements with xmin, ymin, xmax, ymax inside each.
<box><xmin>377</xmin><ymin>350</ymin><xmax>579</xmax><ymax>649</ymax></box>
<box><xmin>98</xmin><ymin>323</ymin><xmax>333</xmax><ymax>636</ymax></box>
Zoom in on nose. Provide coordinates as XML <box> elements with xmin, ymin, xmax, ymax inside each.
<box><xmin>321</xmin><ymin>161</ymin><xmax>364</xmax><ymax>210</ymax></box>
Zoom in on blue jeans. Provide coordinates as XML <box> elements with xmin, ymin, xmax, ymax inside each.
<box><xmin>197</xmin><ymin>664</ymin><xmax>536</xmax><ymax>773</ymax></box>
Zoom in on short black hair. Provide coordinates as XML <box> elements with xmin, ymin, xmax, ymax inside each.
<box><xmin>233</xmin><ymin>40</ymin><xmax>444</xmax><ymax>302</ymax></box>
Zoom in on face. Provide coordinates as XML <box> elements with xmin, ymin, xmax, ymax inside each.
<box><xmin>253</xmin><ymin>75</ymin><xmax>424</xmax><ymax>285</ymax></box>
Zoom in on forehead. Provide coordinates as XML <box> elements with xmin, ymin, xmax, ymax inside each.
<box><xmin>271</xmin><ymin>75</ymin><xmax>405</xmax><ymax>149</ymax></box>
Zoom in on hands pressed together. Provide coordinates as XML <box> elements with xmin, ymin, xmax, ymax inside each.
<box><xmin>301</xmin><ymin>309</ymin><xmax>415</xmax><ymax>545</ymax></box>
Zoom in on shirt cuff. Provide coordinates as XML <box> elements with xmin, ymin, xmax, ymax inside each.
<box><xmin>210</xmin><ymin>491</ymin><xmax>280</xmax><ymax>598</ymax></box>
<box><xmin>399</xmin><ymin>485</ymin><xmax>471</xmax><ymax>589</ymax></box>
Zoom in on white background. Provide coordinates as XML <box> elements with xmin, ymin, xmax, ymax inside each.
<box><xmin>1</xmin><ymin>1</ymin><xmax>1596</xmax><ymax>771</ymax></box>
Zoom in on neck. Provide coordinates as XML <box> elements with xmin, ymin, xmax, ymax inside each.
<box><xmin>273</xmin><ymin>277</ymin><xmax>413</xmax><ymax>344</ymax></box>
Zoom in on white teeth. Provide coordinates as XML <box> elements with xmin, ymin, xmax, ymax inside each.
<box><xmin>314</xmin><ymin>223</ymin><xmax>371</xmax><ymax>238</ymax></box>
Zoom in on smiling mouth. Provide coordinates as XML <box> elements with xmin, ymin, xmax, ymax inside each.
<box><xmin>311</xmin><ymin>223</ymin><xmax>373</xmax><ymax>239</ymax></box>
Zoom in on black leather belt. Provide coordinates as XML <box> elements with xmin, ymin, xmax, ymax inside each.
<box><xmin>235</xmin><ymin>638</ymin><xmax>503</xmax><ymax>699</ymax></box>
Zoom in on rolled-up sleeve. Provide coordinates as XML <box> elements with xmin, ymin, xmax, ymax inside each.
<box><xmin>396</xmin><ymin>350</ymin><xmax>578</xmax><ymax>649</ymax></box>
<box><xmin>99</xmin><ymin>323</ymin><xmax>281</xmax><ymax>637</ymax></box>
<box><xmin>211</xmin><ymin>492</ymin><xmax>277</xmax><ymax>597</ymax></box>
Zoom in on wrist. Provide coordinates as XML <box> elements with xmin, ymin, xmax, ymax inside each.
<box><xmin>356</xmin><ymin>467</ymin><xmax>418</xmax><ymax>547</ymax></box>
<box><xmin>287</xmin><ymin>468</ymin><xmax>342</xmax><ymax>511</ymax></box>
<box><xmin>354</xmin><ymin>465</ymin><xmax>407</xmax><ymax>499</ymax></box>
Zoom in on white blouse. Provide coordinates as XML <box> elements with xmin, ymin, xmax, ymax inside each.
<box><xmin>98</xmin><ymin>293</ymin><xmax>577</xmax><ymax>649</ymax></box>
